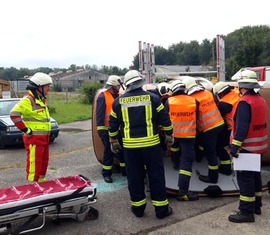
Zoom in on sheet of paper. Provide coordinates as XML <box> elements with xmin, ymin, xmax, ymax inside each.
<box><xmin>233</xmin><ymin>153</ymin><xmax>261</xmax><ymax>172</ymax></box>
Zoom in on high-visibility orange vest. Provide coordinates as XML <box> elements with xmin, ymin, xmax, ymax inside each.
<box><xmin>191</xmin><ymin>89</ymin><xmax>224</xmax><ymax>132</ymax></box>
<box><xmin>219</xmin><ymin>90</ymin><xmax>240</xmax><ymax>130</ymax></box>
<box><xmin>103</xmin><ymin>90</ymin><xmax>115</xmax><ymax>127</ymax></box>
<box><xmin>168</xmin><ymin>94</ymin><xmax>197</xmax><ymax>138</ymax></box>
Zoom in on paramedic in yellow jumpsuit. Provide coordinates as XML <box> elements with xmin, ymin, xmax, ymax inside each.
<box><xmin>10</xmin><ymin>72</ymin><xmax>52</xmax><ymax>182</ymax></box>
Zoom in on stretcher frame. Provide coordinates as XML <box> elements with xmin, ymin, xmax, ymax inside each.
<box><xmin>0</xmin><ymin>175</ymin><xmax>98</xmax><ymax>235</ymax></box>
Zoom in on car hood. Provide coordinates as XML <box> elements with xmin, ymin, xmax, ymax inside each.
<box><xmin>0</xmin><ymin>116</ymin><xmax>14</xmax><ymax>126</ymax></box>
<box><xmin>0</xmin><ymin>116</ymin><xmax>57</xmax><ymax>126</ymax></box>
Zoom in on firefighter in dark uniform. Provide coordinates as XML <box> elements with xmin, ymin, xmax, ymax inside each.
<box><xmin>182</xmin><ymin>76</ymin><xmax>225</xmax><ymax>184</ymax></box>
<box><xmin>96</xmin><ymin>75</ymin><xmax>125</xmax><ymax>183</ymax></box>
<box><xmin>165</xmin><ymin>80</ymin><xmax>199</xmax><ymax>201</ymax></box>
<box><xmin>228</xmin><ymin>70</ymin><xmax>268</xmax><ymax>223</ymax></box>
<box><xmin>109</xmin><ymin>70</ymin><xmax>174</xmax><ymax>219</ymax></box>
<box><xmin>213</xmin><ymin>82</ymin><xmax>240</xmax><ymax>175</ymax></box>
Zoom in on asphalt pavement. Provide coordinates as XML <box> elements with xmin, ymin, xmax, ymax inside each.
<box><xmin>60</xmin><ymin>120</ymin><xmax>270</xmax><ymax>235</ymax></box>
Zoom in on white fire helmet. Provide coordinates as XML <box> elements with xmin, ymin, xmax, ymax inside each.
<box><xmin>124</xmin><ymin>70</ymin><xmax>145</xmax><ymax>91</ymax></box>
<box><xmin>104</xmin><ymin>75</ymin><xmax>121</xmax><ymax>89</ymax></box>
<box><xmin>181</xmin><ymin>76</ymin><xmax>197</xmax><ymax>90</ymax></box>
<box><xmin>27</xmin><ymin>72</ymin><xmax>52</xmax><ymax>90</ymax></box>
<box><xmin>213</xmin><ymin>81</ymin><xmax>230</xmax><ymax>95</ymax></box>
<box><xmin>157</xmin><ymin>82</ymin><xmax>173</xmax><ymax>97</ymax></box>
<box><xmin>238</xmin><ymin>70</ymin><xmax>260</xmax><ymax>89</ymax></box>
<box><xmin>170</xmin><ymin>80</ymin><xmax>186</xmax><ymax>94</ymax></box>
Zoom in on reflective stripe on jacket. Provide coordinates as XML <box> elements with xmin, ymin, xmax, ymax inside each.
<box><xmin>168</xmin><ymin>94</ymin><xmax>196</xmax><ymax>138</ymax></box>
<box><xmin>191</xmin><ymin>90</ymin><xmax>224</xmax><ymax>132</ymax></box>
<box><xmin>109</xmin><ymin>89</ymin><xmax>173</xmax><ymax>149</ymax></box>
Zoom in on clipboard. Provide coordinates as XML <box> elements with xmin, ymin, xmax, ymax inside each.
<box><xmin>233</xmin><ymin>153</ymin><xmax>261</xmax><ymax>172</ymax></box>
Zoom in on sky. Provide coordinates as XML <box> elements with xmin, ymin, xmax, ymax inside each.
<box><xmin>1</xmin><ymin>0</ymin><xmax>269</xmax><ymax>70</ymax></box>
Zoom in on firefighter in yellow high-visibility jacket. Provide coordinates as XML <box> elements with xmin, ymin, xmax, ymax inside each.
<box><xmin>10</xmin><ymin>72</ymin><xmax>52</xmax><ymax>182</ymax></box>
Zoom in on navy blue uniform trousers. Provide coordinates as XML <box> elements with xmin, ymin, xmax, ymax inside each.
<box><xmin>124</xmin><ymin>145</ymin><xmax>169</xmax><ymax>217</ymax></box>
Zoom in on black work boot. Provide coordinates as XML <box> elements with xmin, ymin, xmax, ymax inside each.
<box><xmin>156</xmin><ymin>207</ymin><xmax>173</xmax><ymax>219</ymax></box>
<box><xmin>199</xmin><ymin>175</ymin><xmax>217</xmax><ymax>184</ymax></box>
<box><xmin>255</xmin><ymin>208</ymin><xmax>262</xmax><ymax>215</ymax></box>
<box><xmin>103</xmin><ymin>176</ymin><xmax>113</xmax><ymax>183</ymax></box>
<box><xmin>131</xmin><ymin>207</ymin><xmax>144</xmax><ymax>218</ymax></box>
<box><xmin>176</xmin><ymin>189</ymin><xmax>199</xmax><ymax>201</ymax></box>
<box><xmin>228</xmin><ymin>211</ymin><xmax>255</xmax><ymax>223</ymax></box>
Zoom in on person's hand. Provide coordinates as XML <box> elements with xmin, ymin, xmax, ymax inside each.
<box><xmin>228</xmin><ymin>145</ymin><xmax>239</xmax><ymax>158</ymax></box>
<box><xmin>23</xmin><ymin>128</ymin><xmax>32</xmax><ymax>135</ymax></box>
<box><xmin>229</xmin><ymin>150</ymin><xmax>239</xmax><ymax>158</ymax></box>
<box><xmin>165</xmin><ymin>135</ymin><xmax>174</xmax><ymax>147</ymax></box>
<box><xmin>110</xmin><ymin>139</ymin><xmax>122</xmax><ymax>154</ymax></box>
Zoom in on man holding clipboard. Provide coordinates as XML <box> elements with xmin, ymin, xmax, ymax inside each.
<box><xmin>228</xmin><ymin>70</ymin><xmax>268</xmax><ymax>223</ymax></box>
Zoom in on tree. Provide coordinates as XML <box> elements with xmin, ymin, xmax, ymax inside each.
<box><xmin>225</xmin><ymin>25</ymin><xmax>270</xmax><ymax>79</ymax></box>
<box><xmin>69</xmin><ymin>64</ymin><xmax>77</xmax><ymax>72</ymax></box>
<box><xmin>5</xmin><ymin>67</ymin><xmax>17</xmax><ymax>80</ymax></box>
<box><xmin>199</xmin><ymin>39</ymin><xmax>212</xmax><ymax>65</ymax></box>
<box><xmin>85</xmin><ymin>64</ymin><xmax>91</xmax><ymax>70</ymax></box>
<box><xmin>169</xmin><ymin>42</ymin><xmax>185</xmax><ymax>65</ymax></box>
<box><xmin>17</xmin><ymin>68</ymin><xmax>32</xmax><ymax>79</ymax></box>
<box><xmin>132</xmin><ymin>53</ymin><xmax>139</xmax><ymax>70</ymax></box>
<box><xmin>0</xmin><ymin>67</ymin><xmax>5</xmax><ymax>80</ymax></box>
<box><xmin>181</xmin><ymin>41</ymin><xmax>200</xmax><ymax>65</ymax></box>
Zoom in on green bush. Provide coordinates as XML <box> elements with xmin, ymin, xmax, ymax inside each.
<box><xmin>48</xmin><ymin>106</ymin><xmax>56</xmax><ymax>114</ymax></box>
<box><xmin>79</xmin><ymin>81</ymin><xmax>103</xmax><ymax>104</ymax></box>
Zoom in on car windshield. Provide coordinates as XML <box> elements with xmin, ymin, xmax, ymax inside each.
<box><xmin>0</xmin><ymin>100</ymin><xmax>19</xmax><ymax>115</ymax></box>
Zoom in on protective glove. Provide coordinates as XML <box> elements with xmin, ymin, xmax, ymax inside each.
<box><xmin>229</xmin><ymin>150</ymin><xmax>239</xmax><ymax>158</ymax></box>
<box><xmin>22</xmin><ymin>127</ymin><xmax>32</xmax><ymax>135</ymax></box>
<box><xmin>110</xmin><ymin>139</ymin><xmax>122</xmax><ymax>154</ymax></box>
<box><xmin>165</xmin><ymin>135</ymin><xmax>174</xmax><ymax>147</ymax></box>
<box><xmin>228</xmin><ymin>145</ymin><xmax>239</xmax><ymax>158</ymax></box>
